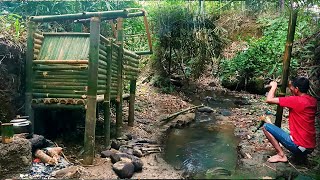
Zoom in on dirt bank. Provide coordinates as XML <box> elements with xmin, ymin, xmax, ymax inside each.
<box><xmin>0</xmin><ymin>42</ymin><xmax>25</xmax><ymax>121</ymax></box>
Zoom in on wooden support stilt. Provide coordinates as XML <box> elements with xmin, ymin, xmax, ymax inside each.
<box><xmin>104</xmin><ymin>43</ymin><xmax>112</xmax><ymax>147</ymax></box>
<box><xmin>83</xmin><ymin>17</ymin><xmax>100</xmax><ymax>165</ymax></box>
<box><xmin>26</xmin><ymin>21</ymin><xmax>36</xmax><ymax>133</ymax></box>
<box><xmin>115</xmin><ymin>18</ymin><xmax>124</xmax><ymax>138</ymax></box>
<box><xmin>128</xmin><ymin>80</ymin><xmax>136</xmax><ymax>126</ymax></box>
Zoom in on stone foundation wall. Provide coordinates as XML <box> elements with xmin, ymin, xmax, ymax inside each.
<box><xmin>0</xmin><ymin>137</ymin><xmax>32</xmax><ymax>179</ymax></box>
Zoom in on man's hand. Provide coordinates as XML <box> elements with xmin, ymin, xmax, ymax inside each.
<box><xmin>269</xmin><ymin>81</ymin><xmax>278</xmax><ymax>89</ymax></box>
<box><xmin>266</xmin><ymin>81</ymin><xmax>280</xmax><ymax>104</ymax></box>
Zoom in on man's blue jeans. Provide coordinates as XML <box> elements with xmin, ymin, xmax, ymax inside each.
<box><xmin>263</xmin><ymin>123</ymin><xmax>312</xmax><ymax>155</ymax></box>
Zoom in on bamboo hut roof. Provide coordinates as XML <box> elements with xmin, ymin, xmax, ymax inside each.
<box><xmin>37</xmin><ymin>33</ymin><xmax>90</xmax><ymax>60</ymax></box>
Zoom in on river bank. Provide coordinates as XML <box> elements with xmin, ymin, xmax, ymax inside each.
<box><xmin>74</xmin><ymin>73</ymin><xmax>320</xmax><ymax>179</ymax></box>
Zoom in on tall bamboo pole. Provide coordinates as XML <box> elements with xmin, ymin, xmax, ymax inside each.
<box><xmin>116</xmin><ymin>18</ymin><xmax>124</xmax><ymax>137</ymax></box>
<box><xmin>26</xmin><ymin>21</ymin><xmax>36</xmax><ymax>133</ymax></box>
<box><xmin>104</xmin><ymin>43</ymin><xmax>112</xmax><ymax>147</ymax></box>
<box><xmin>83</xmin><ymin>17</ymin><xmax>100</xmax><ymax>165</ymax></box>
<box><xmin>128</xmin><ymin>80</ymin><xmax>136</xmax><ymax>126</ymax></box>
<box><xmin>142</xmin><ymin>10</ymin><xmax>153</xmax><ymax>53</ymax></box>
<box><xmin>275</xmin><ymin>7</ymin><xmax>298</xmax><ymax>127</ymax></box>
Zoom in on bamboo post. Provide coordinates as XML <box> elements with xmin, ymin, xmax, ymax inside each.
<box><xmin>142</xmin><ymin>10</ymin><xmax>153</xmax><ymax>53</ymax></box>
<box><xmin>26</xmin><ymin>21</ymin><xmax>36</xmax><ymax>133</ymax></box>
<box><xmin>275</xmin><ymin>7</ymin><xmax>298</xmax><ymax>127</ymax></box>
<box><xmin>83</xmin><ymin>17</ymin><xmax>100</xmax><ymax>165</ymax></box>
<box><xmin>128</xmin><ymin>80</ymin><xmax>136</xmax><ymax>126</ymax></box>
<box><xmin>115</xmin><ymin>18</ymin><xmax>124</xmax><ymax>137</ymax></box>
<box><xmin>104</xmin><ymin>43</ymin><xmax>112</xmax><ymax>147</ymax></box>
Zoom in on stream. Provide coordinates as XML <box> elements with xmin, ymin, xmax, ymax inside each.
<box><xmin>163</xmin><ymin>90</ymin><xmax>320</xmax><ymax>179</ymax></box>
<box><xmin>163</xmin><ymin>91</ymin><xmax>251</xmax><ymax>178</ymax></box>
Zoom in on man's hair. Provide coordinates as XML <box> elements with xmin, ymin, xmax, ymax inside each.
<box><xmin>292</xmin><ymin>76</ymin><xmax>309</xmax><ymax>93</ymax></box>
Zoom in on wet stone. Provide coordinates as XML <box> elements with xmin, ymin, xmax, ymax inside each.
<box><xmin>219</xmin><ymin>109</ymin><xmax>232</xmax><ymax>116</ymax></box>
<box><xmin>197</xmin><ymin>106</ymin><xmax>214</xmax><ymax>113</ymax></box>
<box><xmin>195</xmin><ymin>111</ymin><xmax>215</xmax><ymax>122</ymax></box>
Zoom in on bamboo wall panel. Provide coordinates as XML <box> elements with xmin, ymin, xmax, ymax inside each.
<box><xmin>37</xmin><ymin>35</ymin><xmax>90</xmax><ymax>60</ymax></box>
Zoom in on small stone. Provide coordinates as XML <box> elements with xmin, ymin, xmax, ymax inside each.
<box><xmin>133</xmin><ymin>148</ymin><xmax>143</xmax><ymax>158</ymax></box>
<box><xmin>117</xmin><ymin>152</ymin><xmax>133</xmax><ymax>159</ymax></box>
<box><xmin>112</xmin><ymin>161</ymin><xmax>135</xmax><ymax>179</ymax></box>
<box><xmin>110</xmin><ymin>153</ymin><xmax>121</xmax><ymax>164</ymax></box>
<box><xmin>111</xmin><ymin>140</ymin><xmax>121</xmax><ymax>150</ymax></box>
<box><xmin>132</xmin><ymin>157</ymin><xmax>143</xmax><ymax>172</ymax></box>
<box><xmin>100</xmin><ymin>150</ymin><xmax>114</xmax><ymax>158</ymax></box>
<box><xmin>126</xmin><ymin>148</ymin><xmax>134</xmax><ymax>155</ymax></box>
<box><xmin>125</xmin><ymin>134</ymin><xmax>134</xmax><ymax>140</ymax></box>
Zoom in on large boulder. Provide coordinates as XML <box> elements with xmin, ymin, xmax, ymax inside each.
<box><xmin>0</xmin><ymin>137</ymin><xmax>32</xmax><ymax>179</ymax></box>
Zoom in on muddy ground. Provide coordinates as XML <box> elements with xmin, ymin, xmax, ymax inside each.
<box><xmin>53</xmin><ymin>72</ymin><xmax>319</xmax><ymax>179</ymax></box>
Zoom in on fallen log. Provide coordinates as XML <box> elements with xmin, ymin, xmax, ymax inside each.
<box><xmin>160</xmin><ymin>104</ymin><xmax>204</xmax><ymax>123</ymax></box>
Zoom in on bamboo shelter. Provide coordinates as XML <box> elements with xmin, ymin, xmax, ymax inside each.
<box><xmin>25</xmin><ymin>9</ymin><xmax>152</xmax><ymax>165</ymax></box>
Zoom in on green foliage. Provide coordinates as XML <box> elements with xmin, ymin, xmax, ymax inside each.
<box><xmin>150</xmin><ymin>74</ymin><xmax>175</xmax><ymax>93</ymax></box>
<box><xmin>219</xmin><ymin>12</ymin><xmax>316</xmax><ymax>90</ymax></box>
<box><xmin>0</xmin><ymin>13</ymin><xmax>25</xmax><ymax>42</ymax></box>
<box><xmin>149</xmin><ymin>1</ymin><xmax>224</xmax><ymax>91</ymax></box>
<box><xmin>0</xmin><ymin>1</ymin><xmax>149</xmax><ymax>53</ymax></box>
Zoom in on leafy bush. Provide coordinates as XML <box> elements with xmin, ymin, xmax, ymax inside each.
<box><xmin>149</xmin><ymin>1</ymin><xmax>224</xmax><ymax>90</ymax></box>
<box><xmin>219</xmin><ymin>12</ymin><xmax>316</xmax><ymax>92</ymax></box>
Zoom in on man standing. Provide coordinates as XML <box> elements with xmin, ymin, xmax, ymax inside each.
<box><xmin>262</xmin><ymin>76</ymin><xmax>317</xmax><ymax>163</ymax></box>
